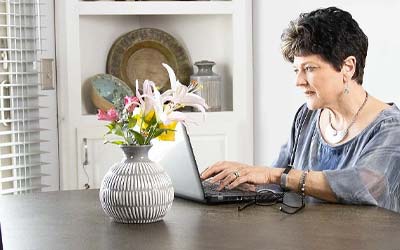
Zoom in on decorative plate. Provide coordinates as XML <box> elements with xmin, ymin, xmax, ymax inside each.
<box><xmin>89</xmin><ymin>74</ymin><xmax>133</xmax><ymax>111</ymax></box>
<box><xmin>106</xmin><ymin>28</ymin><xmax>192</xmax><ymax>93</ymax></box>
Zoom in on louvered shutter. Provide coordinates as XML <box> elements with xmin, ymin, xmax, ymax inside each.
<box><xmin>0</xmin><ymin>0</ymin><xmax>48</xmax><ymax>194</ymax></box>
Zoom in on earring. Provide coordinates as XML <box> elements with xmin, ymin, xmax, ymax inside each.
<box><xmin>344</xmin><ymin>82</ymin><xmax>350</xmax><ymax>94</ymax></box>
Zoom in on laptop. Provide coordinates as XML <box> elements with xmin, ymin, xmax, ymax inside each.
<box><xmin>149</xmin><ymin>123</ymin><xmax>282</xmax><ymax>204</ymax></box>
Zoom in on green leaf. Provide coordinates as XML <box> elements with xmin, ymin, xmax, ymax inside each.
<box><xmin>131</xmin><ymin>130</ymin><xmax>145</xmax><ymax>145</ymax></box>
<box><xmin>144</xmin><ymin>125</ymin><xmax>160</xmax><ymax>145</ymax></box>
<box><xmin>128</xmin><ymin>116</ymin><xmax>137</xmax><ymax>128</ymax></box>
<box><xmin>106</xmin><ymin>123</ymin><xmax>115</xmax><ymax>130</ymax></box>
<box><xmin>113</xmin><ymin>124</ymin><xmax>124</xmax><ymax>137</ymax></box>
<box><xmin>110</xmin><ymin>140</ymin><xmax>125</xmax><ymax>145</ymax></box>
<box><xmin>103</xmin><ymin>132</ymin><xmax>124</xmax><ymax>144</ymax></box>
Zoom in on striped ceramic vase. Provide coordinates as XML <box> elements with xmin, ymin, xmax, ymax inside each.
<box><xmin>99</xmin><ymin>145</ymin><xmax>174</xmax><ymax>223</ymax></box>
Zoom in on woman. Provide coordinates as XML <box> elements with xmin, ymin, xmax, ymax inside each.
<box><xmin>201</xmin><ymin>7</ymin><xmax>400</xmax><ymax>212</ymax></box>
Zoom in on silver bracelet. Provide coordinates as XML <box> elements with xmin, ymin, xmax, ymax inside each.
<box><xmin>298</xmin><ymin>170</ymin><xmax>309</xmax><ymax>196</ymax></box>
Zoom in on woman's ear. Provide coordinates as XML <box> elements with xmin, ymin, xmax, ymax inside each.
<box><xmin>342</xmin><ymin>56</ymin><xmax>356</xmax><ymax>82</ymax></box>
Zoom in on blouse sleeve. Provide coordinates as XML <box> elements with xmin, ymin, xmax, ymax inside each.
<box><xmin>323</xmin><ymin>117</ymin><xmax>400</xmax><ymax>212</ymax></box>
<box><xmin>271</xmin><ymin>104</ymin><xmax>308</xmax><ymax>168</ymax></box>
<box><xmin>271</xmin><ymin>142</ymin><xmax>290</xmax><ymax>168</ymax></box>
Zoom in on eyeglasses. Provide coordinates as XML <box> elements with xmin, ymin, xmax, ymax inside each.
<box><xmin>238</xmin><ymin>189</ymin><xmax>305</xmax><ymax>214</ymax></box>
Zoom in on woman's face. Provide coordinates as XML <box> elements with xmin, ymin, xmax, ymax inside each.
<box><xmin>293</xmin><ymin>54</ymin><xmax>344</xmax><ymax>110</ymax></box>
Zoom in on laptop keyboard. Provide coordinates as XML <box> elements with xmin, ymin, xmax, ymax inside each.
<box><xmin>202</xmin><ymin>180</ymin><xmax>255</xmax><ymax>196</ymax></box>
<box><xmin>202</xmin><ymin>181</ymin><xmax>221</xmax><ymax>194</ymax></box>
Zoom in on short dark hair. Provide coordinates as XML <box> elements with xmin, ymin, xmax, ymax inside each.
<box><xmin>281</xmin><ymin>7</ymin><xmax>368</xmax><ymax>85</ymax></box>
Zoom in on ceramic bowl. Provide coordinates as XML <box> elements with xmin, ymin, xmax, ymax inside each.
<box><xmin>89</xmin><ymin>74</ymin><xmax>133</xmax><ymax>111</ymax></box>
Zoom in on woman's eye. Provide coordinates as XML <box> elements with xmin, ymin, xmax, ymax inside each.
<box><xmin>293</xmin><ymin>69</ymin><xmax>299</xmax><ymax>74</ymax></box>
<box><xmin>305</xmin><ymin>66</ymin><xmax>316</xmax><ymax>72</ymax></box>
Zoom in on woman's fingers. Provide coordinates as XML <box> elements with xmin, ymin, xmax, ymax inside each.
<box><xmin>200</xmin><ymin>161</ymin><xmax>269</xmax><ymax>191</ymax></box>
<box><xmin>227</xmin><ymin>167</ymin><xmax>270</xmax><ymax>189</ymax></box>
<box><xmin>200</xmin><ymin>161</ymin><xmax>237</xmax><ymax>180</ymax></box>
<box><xmin>227</xmin><ymin>174</ymin><xmax>250</xmax><ymax>190</ymax></box>
<box><xmin>216</xmin><ymin>167</ymin><xmax>248</xmax><ymax>190</ymax></box>
<box><xmin>210</xmin><ymin>168</ymin><xmax>235</xmax><ymax>184</ymax></box>
<box><xmin>200</xmin><ymin>161</ymin><xmax>224</xmax><ymax>180</ymax></box>
<box><xmin>217</xmin><ymin>172</ymin><xmax>238</xmax><ymax>190</ymax></box>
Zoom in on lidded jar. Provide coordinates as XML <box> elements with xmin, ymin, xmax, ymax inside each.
<box><xmin>190</xmin><ymin>60</ymin><xmax>222</xmax><ymax>111</ymax></box>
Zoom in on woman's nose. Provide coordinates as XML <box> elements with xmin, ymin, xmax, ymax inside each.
<box><xmin>295</xmin><ymin>71</ymin><xmax>307</xmax><ymax>87</ymax></box>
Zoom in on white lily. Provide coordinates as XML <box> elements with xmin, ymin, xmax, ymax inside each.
<box><xmin>162</xmin><ymin>63</ymin><xmax>209</xmax><ymax>111</ymax></box>
<box><xmin>135</xmin><ymin>63</ymin><xmax>208</xmax><ymax>126</ymax></box>
<box><xmin>149</xmin><ymin>81</ymin><xmax>186</xmax><ymax>125</ymax></box>
<box><xmin>136</xmin><ymin>79</ymin><xmax>157</xmax><ymax>116</ymax></box>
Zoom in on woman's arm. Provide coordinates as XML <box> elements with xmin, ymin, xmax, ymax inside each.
<box><xmin>200</xmin><ymin>161</ymin><xmax>338</xmax><ymax>202</ymax></box>
<box><xmin>274</xmin><ymin>168</ymin><xmax>337</xmax><ymax>202</ymax></box>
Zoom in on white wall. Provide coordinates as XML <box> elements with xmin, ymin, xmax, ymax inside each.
<box><xmin>253</xmin><ymin>0</ymin><xmax>400</xmax><ymax>166</ymax></box>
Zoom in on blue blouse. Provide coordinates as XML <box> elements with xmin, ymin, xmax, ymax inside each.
<box><xmin>272</xmin><ymin>103</ymin><xmax>400</xmax><ymax>212</ymax></box>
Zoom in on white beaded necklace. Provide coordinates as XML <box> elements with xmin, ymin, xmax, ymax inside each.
<box><xmin>325</xmin><ymin>92</ymin><xmax>369</xmax><ymax>144</ymax></box>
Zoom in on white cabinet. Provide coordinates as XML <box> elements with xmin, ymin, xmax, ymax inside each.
<box><xmin>55</xmin><ymin>0</ymin><xmax>253</xmax><ymax>190</ymax></box>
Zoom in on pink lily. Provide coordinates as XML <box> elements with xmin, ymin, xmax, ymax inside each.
<box><xmin>97</xmin><ymin>108</ymin><xmax>119</xmax><ymax>121</ymax></box>
<box><xmin>124</xmin><ymin>96</ymin><xmax>139</xmax><ymax>113</ymax></box>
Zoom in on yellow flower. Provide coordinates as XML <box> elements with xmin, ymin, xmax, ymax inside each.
<box><xmin>158</xmin><ymin>121</ymin><xmax>178</xmax><ymax>141</ymax></box>
<box><xmin>136</xmin><ymin>109</ymin><xmax>156</xmax><ymax>129</ymax></box>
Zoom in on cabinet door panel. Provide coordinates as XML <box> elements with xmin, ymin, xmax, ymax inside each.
<box><xmin>76</xmin><ymin>127</ymin><xmax>124</xmax><ymax>189</ymax></box>
<box><xmin>187</xmin><ymin>118</ymin><xmax>253</xmax><ymax>171</ymax></box>
<box><xmin>189</xmin><ymin>134</ymin><xmax>226</xmax><ymax>173</ymax></box>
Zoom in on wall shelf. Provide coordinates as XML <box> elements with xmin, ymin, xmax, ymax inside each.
<box><xmin>56</xmin><ymin>0</ymin><xmax>253</xmax><ymax>190</ymax></box>
<box><xmin>78</xmin><ymin>1</ymin><xmax>233</xmax><ymax>16</ymax></box>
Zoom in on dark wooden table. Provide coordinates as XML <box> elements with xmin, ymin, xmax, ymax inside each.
<box><xmin>1</xmin><ymin>190</ymin><xmax>400</xmax><ymax>250</ymax></box>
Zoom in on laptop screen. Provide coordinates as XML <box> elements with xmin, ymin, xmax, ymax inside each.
<box><xmin>149</xmin><ymin>123</ymin><xmax>206</xmax><ymax>202</ymax></box>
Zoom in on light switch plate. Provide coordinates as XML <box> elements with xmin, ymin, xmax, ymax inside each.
<box><xmin>40</xmin><ymin>58</ymin><xmax>54</xmax><ymax>90</ymax></box>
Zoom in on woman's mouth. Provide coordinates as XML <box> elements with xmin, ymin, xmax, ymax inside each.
<box><xmin>304</xmin><ymin>91</ymin><xmax>315</xmax><ymax>97</ymax></box>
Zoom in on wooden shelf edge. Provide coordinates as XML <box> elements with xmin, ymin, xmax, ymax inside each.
<box><xmin>77</xmin><ymin>111</ymin><xmax>235</xmax><ymax>126</ymax></box>
<box><xmin>78</xmin><ymin>1</ymin><xmax>233</xmax><ymax>16</ymax></box>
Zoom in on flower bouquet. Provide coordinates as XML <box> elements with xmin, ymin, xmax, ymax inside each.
<box><xmin>97</xmin><ymin>63</ymin><xmax>208</xmax><ymax>145</ymax></box>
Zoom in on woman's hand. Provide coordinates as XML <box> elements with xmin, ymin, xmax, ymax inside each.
<box><xmin>200</xmin><ymin>161</ymin><xmax>273</xmax><ymax>191</ymax></box>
